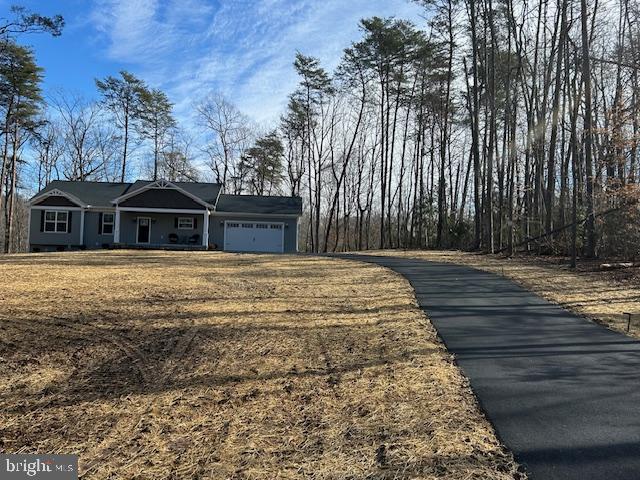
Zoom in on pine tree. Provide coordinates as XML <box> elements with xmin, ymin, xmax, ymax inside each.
<box><xmin>95</xmin><ymin>71</ymin><xmax>145</xmax><ymax>181</ymax></box>
<box><xmin>136</xmin><ymin>87</ymin><xmax>176</xmax><ymax>181</ymax></box>
<box><xmin>243</xmin><ymin>131</ymin><xmax>285</xmax><ymax>196</ymax></box>
<box><xmin>0</xmin><ymin>40</ymin><xmax>43</xmax><ymax>252</ymax></box>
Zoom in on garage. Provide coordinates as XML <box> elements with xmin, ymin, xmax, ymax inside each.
<box><xmin>224</xmin><ymin>221</ymin><xmax>284</xmax><ymax>253</ymax></box>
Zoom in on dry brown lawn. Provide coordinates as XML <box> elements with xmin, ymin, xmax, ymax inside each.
<box><xmin>361</xmin><ymin>250</ymin><xmax>640</xmax><ymax>339</ymax></box>
<box><xmin>0</xmin><ymin>250</ymin><xmax>520</xmax><ymax>479</ymax></box>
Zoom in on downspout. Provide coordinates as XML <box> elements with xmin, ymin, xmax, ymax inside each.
<box><xmin>80</xmin><ymin>208</ymin><xmax>85</xmax><ymax>247</ymax></box>
<box><xmin>114</xmin><ymin>203</ymin><xmax>121</xmax><ymax>244</ymax></box>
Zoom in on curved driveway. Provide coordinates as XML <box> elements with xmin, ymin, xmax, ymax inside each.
<box><xmin>341</xmin><ymin>254</ymin><xmax>640</xmax><ymax>480</ymax></box>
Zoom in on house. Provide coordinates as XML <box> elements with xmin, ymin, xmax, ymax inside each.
<box><xmin>28</xmin><ymin>179</ymin><xmax>302</xmax><ymax>253</ymax></box>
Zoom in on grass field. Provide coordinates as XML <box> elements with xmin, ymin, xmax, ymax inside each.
<box><xmin>362</xmin><ymin>250</ymin><xmax>640</xmax><ymax>339</ymax></box>
<box><xmin>0</xmin><ymin>251</ymin><xmax>520</xmax><ymax>479</ymax></box>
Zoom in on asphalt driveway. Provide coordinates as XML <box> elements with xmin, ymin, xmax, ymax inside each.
<box><xmin>342</xmin><ymin>254</ymin><xmax>640</xmax><ymax>480</ymax></box>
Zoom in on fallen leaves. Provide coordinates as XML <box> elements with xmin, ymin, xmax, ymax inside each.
<box><xmin>0</xmin><ymin>250</ymin><xmax>519</xmax><ymax>479</ymax></box>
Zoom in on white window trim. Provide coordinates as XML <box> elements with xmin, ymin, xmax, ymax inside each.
<box><xmin>102</xmin><ymin>212</ymin><xmax>115</xmax><ymax>235</ymax></box>
<box><xmin>44</xmin><ymin>210</ymin><xmax>69</xmax><ymax>233</ymax></box>
<box><xmin>177</xmin><ymin>217</ymin><xmax>195</xmax><ymax>230</ymax></box>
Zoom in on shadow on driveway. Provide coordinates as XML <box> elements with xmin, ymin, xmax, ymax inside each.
<box><xmin>338</xmin><ymin>254</ymin><xmax>640</xmax><ymax>480</ymax></box>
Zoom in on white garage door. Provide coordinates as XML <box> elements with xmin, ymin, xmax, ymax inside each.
<box><xmin>224</xmin><ymin>221</ymin><xmax>284</xmax><ymax>253</ymax></box>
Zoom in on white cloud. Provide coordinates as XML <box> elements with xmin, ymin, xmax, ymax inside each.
<box><xmin>91</xmin><ymin>0</ymin><xmax>425</xmax><ymax>125</ymax></box>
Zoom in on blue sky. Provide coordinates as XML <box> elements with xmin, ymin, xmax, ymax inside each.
<box><xmin>5</xmin><ymin>0</ymin><xmax>425</xmax><ymax>126</ymax></box>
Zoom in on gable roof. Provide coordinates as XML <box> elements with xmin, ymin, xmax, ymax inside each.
<box><xmin>30</xmin><ymin>181</ymin><xmax>131</xmax><ymax>207</ymax></box>
<box><xmin>31</xmin><ymin>180</ymin><xmax>223</xmax><ymax>208</ymax></box>
<box><xmin>112</xmin><ymin>180</ymin><xmax>221</xmax><ymax>207</ymax></box>
<box><xmin>124</xmin><ymin>180</ymin><xmax>222</xmax><ymax>205</ymax></box>
<box><xmin>30</xmin><ymin>180</ymin><xmax>301</xmax><ymax>216</ymax></box>
<box><xmin>216</xmin><ymin>194</ymin><xmax>302</xmax><ymax>215</ymax></box>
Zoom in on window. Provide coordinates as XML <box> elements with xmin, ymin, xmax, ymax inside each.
<box><xmin>178</xmin><ymin>217</ymin><xmax>194</xmax><ymax>230</ymax></box>
<box><xmin>227</xmin><ymin>222</ymin><xmax>240</xmax><ymax>228</ymax></box>
<box><xmin>44</xmin><ymin>210</ymin><xmax>68</xmax><ymax>233</ymax></box>
<box><xmin>102</xmin><ymin>213</ymin><xmax>114</xmax><ymax>235</ymax></box>
<box><xmin>270</xmin><ymin>224</ymin><xmax>283</xmax><ymax>230</ymax></box>
<box><xmin>241</xmin><ymin>223</ymin><xmax>253</xmax><ymax>228</ymax></box>
<box><xmin>256</xmin><ymin>224</ymin><xmax>268</xmax><ymax>229</ymax></box>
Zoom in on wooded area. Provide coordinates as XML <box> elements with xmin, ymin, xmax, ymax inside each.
<box><xmin>1</xmin><ymin>1</ymin><xmax>639</xmax><ymax>261</ymax></box>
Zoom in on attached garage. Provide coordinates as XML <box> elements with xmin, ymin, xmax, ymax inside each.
<box><xmin>224</xmin><ymin>221</ymin><xmax>284</xmax><ymax>253</ymax></box>
<box><xmin>28</xmin><ymin>180</ymin><xmax>303</xmax><ymax>253</ymax></box>
<box><xmin>211</xmin><ymin>194</ymin><xmax>302</xmax><ymax>253</ymax></box>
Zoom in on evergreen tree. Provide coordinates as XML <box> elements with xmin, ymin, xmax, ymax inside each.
<box><xmin>95</xmin><ymin>71</ymin><xmax>145</xmax><ymax>181</ymax></box>
<box><xmin>291</xmin><ymin>52</ymin><xmax>334</xmax><ymax>252</ymax></box>
<box><xmin>0</xmin><ymin>40</ymin><xmax>43</xmax><ymax>252</ymax></box>
<box><xmin>136</xmin><ymin>87</ymin><xmax>176</xmax><ymax>181</ymax></box>
<box><xmin>243</xmin><ymin>131</ymin><xmax>285</xmax><ymax>195</ymax></box>
<box><xmin>0</xmin><ymin>5</ymin><xmax>63</xmax><ymax>38</ymax></box>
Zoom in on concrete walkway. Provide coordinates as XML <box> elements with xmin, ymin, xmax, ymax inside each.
<box><xmin>341</xmin><ymin>254</ymin><xmax>640</xmax><ymax>480</ymax></box>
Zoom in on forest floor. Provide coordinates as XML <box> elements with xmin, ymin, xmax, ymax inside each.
<box><xmin>0</xmin><ymin>250</ymin><xmax>520</xmax><ymax>480</ymax></box>
<box><xmin>361</xmin><ymin>250</ymin><xmax>640</xmax><ymax>340</ymax></box>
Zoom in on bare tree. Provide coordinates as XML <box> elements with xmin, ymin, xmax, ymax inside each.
<box><xmin>197</xmin><ymin>92</ymin><xmax>253</xmax><ymax>191</ymax></box>
<box><xmin>51</xmin><ymin>92</ymin><xmax>117</xmax><ymax>181</ymax></box>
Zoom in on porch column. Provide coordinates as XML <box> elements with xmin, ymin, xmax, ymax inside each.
<box><xmin>114</xmin><ymin>206</ymin><xmax>121</xmax><ymax>243</ymax></box>
<box><xmin>79</xmin><ymin>208</ymin><xmax>85</xmax><ymax>246</ymax></box>
<box><xmin>202</xmin><ymin>210</ymin><xmax>209</xmax><ymax>248</ymax></box>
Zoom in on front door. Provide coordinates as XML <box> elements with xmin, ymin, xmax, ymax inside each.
<box><xmin>137</xmin><ymin>217</ymin><xmax>151</xmax><ymax>244</ymax></box>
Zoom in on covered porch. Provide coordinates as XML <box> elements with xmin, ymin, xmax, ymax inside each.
<box><xmin>111</xmin><ymin>243</ymin><xmax>207</xmax><ymax>251</ymax></box>
<box><xmin>114</xmin><ymin>208</ymin><xmax>210</xmax><ymax>249</ymax></box>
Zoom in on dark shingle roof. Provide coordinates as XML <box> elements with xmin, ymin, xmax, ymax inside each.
<box><xmin>31</xmin><ymin>181</ymin><xmax>300</xmax><ymax>216</ymax></box>
<box><xmin>124</xmin><ymin>180</ymin><xmax>221</xmax><ymax>206</ymax></box>
<box><xmin>32</xmin><ymin>180</ymin><xmax>222</xmax><ymax>208</ymax></box>
<box><xmin>32</xmin><ymin>181</ymin><xmax>132</xmax><ymax>207</ymax></box>
<box><xmin>216</xmin><ymin>194</ymin><xmax>302</xmax><ymax>215</ymax></box>
<box><xmin>175</xmin><ymin>182</ymin><xmax>222</xmax><ymax>205</ymax></box>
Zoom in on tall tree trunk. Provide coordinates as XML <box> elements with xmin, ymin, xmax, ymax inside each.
<box><xmin>467</xmin><ymin>0</ymin><xmax>482</xmax><ymax>250</ymax></box>
<box><xmin>581</xmin><ymin>0</ymin><xmax>597</xmax><ymax>257</ymax></box>
<box><xmin>545</xmin><ymin>0</ymin><xmax>568</xmax><ymax>235</ymax></box>
<box><xmin>121</xmin><ymin>107</ymin><xmax>129</xmax><ymax>182</ymax></box>
<box><xmin>485</xmin><ymin>0</ymin><xmax>497</xmax><ymax>253</ymax></box>
<box><xmin>4</xmin><ymin>124</ymin><xmax>19</xmax><ymax>253</ymax></box>
<box><xmin>379</xmin><ymin>77</ymin><xmax>387</xmax><ymax>249</ymax></box>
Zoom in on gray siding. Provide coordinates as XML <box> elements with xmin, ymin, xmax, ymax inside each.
<box><xmin>29</xmin><ymin>208</ymin><xmax>81</xmax><ymax>251</ymax></box>
<box><xmin>34</xmin><ymin>195</ymin><xmax>78</xmax><ymax>207</ymax></box>
<box><xmin>209</xmin><ymin>214</ymin><xmax>299</xmax><ymax>253</ymax></box>
<box><xmin>119</xmin><ymin>211</ymin><xmax>205</xmax><ymax>245</ymax></box>
<box><xmin>120</xmin><ymin>189</ymin><xmax>204</xmax><ymax>209</ymax></box>
<box><xmin>84</xmin><ymin>211</ymin><xmax>115</xmax><ymax>248</ymax></box>
<box><xmin>29</xmin><ymin>207</ymin><xmax>300</xmax><ymax>253</ymax></box>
